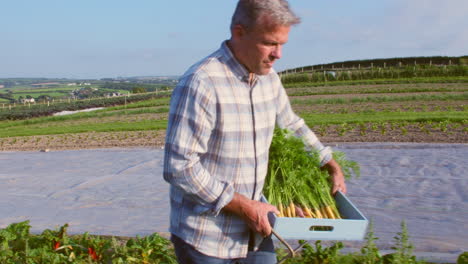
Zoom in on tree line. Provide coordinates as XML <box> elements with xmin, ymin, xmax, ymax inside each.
<box><xmin>280</xmin><ymin>55</ymin><xmax>468</xmax><ymax>75</ymax></box>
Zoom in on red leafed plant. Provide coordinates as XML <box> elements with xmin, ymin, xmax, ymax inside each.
<box><xmin>88</xmin><ymin>247</ymin><xmax>99</xmax><ymax>260</ymax></box>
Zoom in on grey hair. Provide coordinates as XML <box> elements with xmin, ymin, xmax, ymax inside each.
<box><xmin>230</xmin><ymin>0</ymin><xmax>301</xmax><ymax>31</ymax></box>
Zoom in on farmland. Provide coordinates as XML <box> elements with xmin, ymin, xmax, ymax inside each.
<box><xmin>288</xmin><ymin>81</ymin><xmax>467</xmax><ymax>143</ymax></box>
<box><xmin>0</xmin><ymin>59</ymin><xmax>467</xmax><ymax>263</ymax></box>
<box><xmin>0</xmin><ymin>80</ymin><xmax>467</xmax><ymax>150</ymax></box>
<box><xmin>0</xmin><ymin>77</ymin><xmax>176</xmax><ymax>103</ymax></box>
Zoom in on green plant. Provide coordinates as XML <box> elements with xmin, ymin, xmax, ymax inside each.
<box><xmin>359</xmin><ymin>123</ymin><xmax>368</xmax><ymax>136</ymax></box>
<box><xmin>264</xmin><ymin>128</ymin><xmax>360</xmax><ymax>219</ymax></box>
<box><xmin>317</xmin><ymin>124</ymin><xmax>329</xmax><ymax>137</ymax></box>
<box><xmin>418</xmin><ymin>122</ymin><xmax>431</xmax><ymax>134</ymax></box>
<box><xmin>300</xmin><ymin>240</ymin><xmax>344</xmax><ymax>264</ymax></box>
<box><xmin>457</xmin><ymin>252</ymin><xmax>468</xmax><ymax>264</ymax></box>
<box><xmin>75</xmin><ymin>232</ymin><xmax>112</xmax><ymax>262</ymax></box>
<box><xmin>113</xmin><ymin>234</ymin><xmax>177</xmax><ymax>263</ymax></box>
<box><xmin>379</xmin><ymin>122</ymin><xmax>388</xmax><ymax>135</ymax></box>
<box><xmin>358</xmin><ymin>220</ymin><xmax>382</xmax><ymax>264</ymax></box>
<box><xmin>399</xmin><ymin>122</ymin><xmax>409</xmax><ymax>135</ymax></box>
<box><xmin>0</xmin><ymin>221</ymin><xmax>177</xmax><ymax>263</ymax></box>
<box><xmin>383</xmin><ymin>221</ymin><xmax>419</xmax><ymax>264</ymax></box>
<box><xmin>371</xmin><ymin>123</ymin><xmax>379</xmax><ymax>132</ymax></box>
<box><xmin>338</xmin><ymin>123</ymin><xmax>350</xmax><ymax>136</ymax></box>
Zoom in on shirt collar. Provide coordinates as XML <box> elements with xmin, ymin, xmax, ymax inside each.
<box><xmin>220</xmin><ymin>41</ymin><xmax>255</xmax><ymax>84</ymax></box>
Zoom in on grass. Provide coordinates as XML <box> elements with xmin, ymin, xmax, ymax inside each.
<box><xmin>0</xmin><ymin>120</ymin><xmax>167</xmax><ymax>137</ymax></box>
<box><xmin>0</xmin><ymin>92</ymin><xmax>171</xmax><ymax>121</ymax></box>
<box><xmin>301</xmin><ymin>111</ymin><xmax>467</xmax><ymax>125</ymax></box>
<box><xmin>12</xmin><ymin>86</ymin><xmax>77</xmax><ymax>92</ymax></box>
<box><xmin>0</xmin><ymin>106</ymin><xmax>169</xmax><ymax>132</ymax></box>
<box><xmin>0</xmin><ymin>104</ymin><xmax>169</xmax><ymax>129</ymax></box>
<box><xmin>8</xmin><ymin>86</ymin><xmax>82</xmax><ymax>99</ymax></box>
<box><xmin>104</xmin><ymin>97</ymin><xmax>171</xmax><ymax>110</ymax></box>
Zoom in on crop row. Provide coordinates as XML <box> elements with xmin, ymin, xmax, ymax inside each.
<box><xmin>1</xmin><ymin>109</ymin><xmax>465</xmax><ymax>138</ymax></box>
<box><xmin>291</xmin><ymin>93</ymin><xmax>467</xmax><ymax>105</ymax></box>
<box><xmin>0</xmin><ymin>221</ymin><xmax>177</xmax><ymax>263</ymax></box>
<box><xmin>3</xmin><ymin>93</ymin><xmax>464</xmax><ymax>127</ymax></box>
<box><xmin>0</xmin><ymin>92</ymin><xmax>170</xmax><ymax>121</ymax></box>
<box><xmin>0</xmin><ymin>130</ymin><xmax>165</xmax><ymax>151</ymax></box>
<box><xmin>0</xmin><ymin>120</ymin><xmax>465</xmax><ymax>151</ymax></box>
<box><xmin>1</xmin><ymin>220</ymin><xmax>465</xmax><ymax>263</ymax></box>
<box><xmin>0</xmin><ymin>106</ymin><xmax>168</xmax><ymax>130</ymax></box>
<box><xmin>0</xmin><ymin>119</ymin><xmax>168</xmax><ymax>138</ymax></box>
<box><xmin>295</xmin><ymin>102</ymin><xmax>467</xmax><ymax>114</ymax></box>
<box><xmin>301</xmin><ymin>110</ymin><xmax>467</xmax><ymax>126</ymax></box>
<box><xmin>310</xmin><ymin>120</ymin><xmax>467</xmax><ymax>137</ymax></box>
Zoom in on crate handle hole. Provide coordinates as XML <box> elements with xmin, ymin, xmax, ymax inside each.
<box><xmin>309</xmin><ymin>225</ymin><xmax>334</xmax><ymax>232</ymax></box>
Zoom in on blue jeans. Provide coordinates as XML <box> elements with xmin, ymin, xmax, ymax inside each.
<box><xmin>171</xmin><ymin>234</ymin><xmax>277</xmax><ymax>264</ymax></box>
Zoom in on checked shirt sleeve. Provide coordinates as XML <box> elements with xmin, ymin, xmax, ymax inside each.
<box><xmin>275</xmin><ymin>78</ymin><xmax>332</xmax><ymax>166</ymax></box>
<box><xmin>163</xmin><ymin>74</ymin><xmax>234</xmax><ymax>215</ymax></box>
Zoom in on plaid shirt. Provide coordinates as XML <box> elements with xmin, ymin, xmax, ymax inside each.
<box><xmin>163</xmin><ymin>41</ymin><xmax>332</xmax><ymax>259</ymax></box>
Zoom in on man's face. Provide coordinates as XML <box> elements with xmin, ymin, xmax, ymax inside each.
<box><xmin>235</xmin><ymin>23</ymin><xmax>291</xmax><ymax>75</ymax></box>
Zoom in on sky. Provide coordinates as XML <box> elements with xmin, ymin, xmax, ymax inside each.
<box><xmin>1</xmin><ymin>0</ymin><xmax>467</xmax><ymax>79</ymax></box>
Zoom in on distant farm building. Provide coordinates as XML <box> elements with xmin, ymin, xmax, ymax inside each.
<box><xmin>21</xmin><ymin>98</ymin><xmax>35</xmax><ymax>103</ymax></box>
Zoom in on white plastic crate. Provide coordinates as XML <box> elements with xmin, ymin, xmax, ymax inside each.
<box><xmin>264</xmin><ymin>191</ymin><xmax>368</xmax><ymax>241</ymax></box>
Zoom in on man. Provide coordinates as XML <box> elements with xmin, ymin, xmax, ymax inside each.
<box><xmin>163</xmin><ymin>0</ymin><xmax>346</xmax><ymax>263</ymax></box>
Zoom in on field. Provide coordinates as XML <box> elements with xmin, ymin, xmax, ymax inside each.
<box><xmin>289</xmin><ymin>82</ymin><xmax>467</xmax><ymax>143</ymax></box>
<box><xmin>4</xmin><ymin>86</ymin><xmax>130</xmax><ymax>100</ymax></box>
<box><xmin>0</xmin><ymin>68</ymin><xmax>467</xmax><ymax>262</ymax></box>
<box><xmin>0</xmin><ymin>77</ymin><xmax>466</xmax><ymax>151</ymax></box>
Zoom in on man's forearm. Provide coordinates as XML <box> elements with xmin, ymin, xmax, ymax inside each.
<box><xmin>223</xmin><ymin>192</ymin><xmax>249</xmax><ymax>216</ymax></box>
<box><xmin>223</xmin><ymin>192</ymin><xmax>279</xmax><ymax>237</ymax></box>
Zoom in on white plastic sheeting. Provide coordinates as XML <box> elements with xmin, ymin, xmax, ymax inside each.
<box><xmin>0</xmin><ymin>144</ymin><xmax>466</xmax><ymax>262</ymax></box>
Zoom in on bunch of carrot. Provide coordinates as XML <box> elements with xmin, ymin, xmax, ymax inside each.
<box><xmin>264</xmin><ymin>128</ymin><xmax>360</xmax><ymax>219</ymax></box>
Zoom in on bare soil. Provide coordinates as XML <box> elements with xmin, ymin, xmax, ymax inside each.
<box><xmin>0</xmin><ymin>126</ymin><xmax>466</xmax><ymax>152</ymax></box>
<box><xmin>313</xmin><ymin>123</ymin><xmax>467</xmax><ymax>144</ymax></box>
<box><xmin>0</xmin><ymin>130</ymin><xmax>166</xmax><ymax>151</ymax></box>
<box><xmin>293</xmin><ymin>100</ymin><xmax>466</xmax><ymax>113</ymax></box>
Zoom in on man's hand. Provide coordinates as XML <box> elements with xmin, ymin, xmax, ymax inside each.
<box><xmin>295</xmin><ymin>205</ymin><xmax>305</xmax><ymax>217</ymax></box>
<box><xmin>322</xmin><ymin>159</ymin><xmax>347</xmax><ymax>194</ymax></box>
<box><xmin>224</xmin><ymin>193</ymin><xmax>279</xmax><ymax>237</ymax></box>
